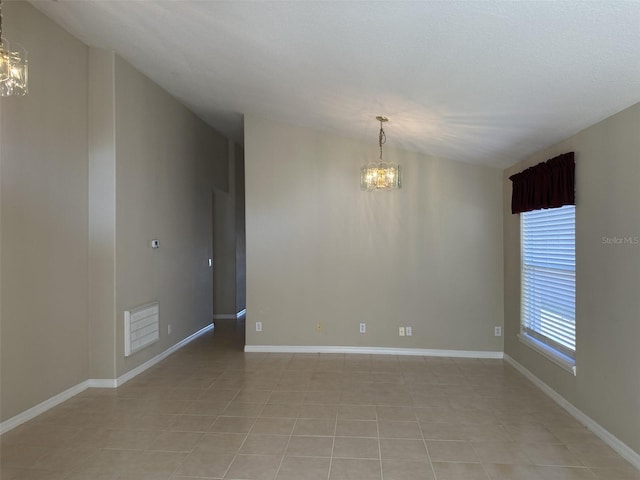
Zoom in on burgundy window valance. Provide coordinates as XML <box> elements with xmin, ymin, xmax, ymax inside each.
<box><xmin>509</xmin><ymin>152</ymin><xmax>575</xmax><ymax>214</ymax></box>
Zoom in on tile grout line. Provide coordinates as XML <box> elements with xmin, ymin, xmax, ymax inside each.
<box><xmin>327</xmin><ymin>407</ymin><xmax>339</xmax><ymax>480</ymax></box>
<box><xmin>219</xmin><ymin>388</ymin><xmax>261</xmax><ymax>480</ymax></box>
<box><xmin>376</xmin><ymin>408</ymin><xmax>384</xmax><ymax>480</ymax></box>
<box><xmin>416</xmin><ymin>403</ymin><xmax>440</xmax><ymax>480</ymax></box>
<box><xmin>471</xmin><ymin>437</ymin><xmax>492</xmax><ymax>480</ymax></box>
<box><xmin>273</xmin><ymin>415</ymin><xmax>299</xmax><ymax>480</ymax></box>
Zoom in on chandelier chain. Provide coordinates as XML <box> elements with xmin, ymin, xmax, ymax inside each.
<box><xmin>0</xmin><ymin>0</ymin><xmax>4</xmax><ymax>43</ymax></box>
<box><xmin>378</xmin><ymin>123</ymin><xmax>386</xmax><ymax>160</ymax></box>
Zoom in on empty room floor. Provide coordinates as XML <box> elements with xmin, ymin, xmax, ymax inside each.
<box><xmin>1</xmin><ymin>320</ymin><xmax>638</xmax><ymax>480</ymax></box>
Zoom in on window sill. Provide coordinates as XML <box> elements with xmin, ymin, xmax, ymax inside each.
<box><xmin>517</xmin><ymin>333</ymin><xmax>576</xmax><ymax>376</ymax></box>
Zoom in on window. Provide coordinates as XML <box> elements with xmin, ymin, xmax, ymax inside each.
<box><xmin>520</xmin><ymin>204</ymin><xmax>576</xmax><ymax>374</ymax></box>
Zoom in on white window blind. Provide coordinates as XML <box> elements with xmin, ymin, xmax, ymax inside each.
<box><xmin>521</xmin><ymin>205</ymin><xmax>576</xmax><ymax>359</ymax></box>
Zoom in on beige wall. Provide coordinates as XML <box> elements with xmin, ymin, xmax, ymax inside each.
<box><xmin>213</xmin><ymin>141</ymin><xmax>239</xmax><ymax>317</ymax></box>
<box><xmin>503</xmin><ymin>103</ymin><xmax>640</xmax><ymax>454</ymax></box>
<box><xmin>113</xmin><ymin>56</ymin><xmax>229</xmax><ymax>376</ymax></box>
<box><xmin>210</xmin><ymin>140</ymin><xmax>246</xmax><ymax>318</ymax></box>
<box><xmin>88</xmin><ymin>49</ymin><xmax>117</xmax><ymax>379</ymax></box>
<box><xmin>245</xmin><ymin>115</ymin><xmax>504</xmax><ymax>350</ymax></box>
<box><xmin>1</xmin><ymin>1</ymin><xmax>235</xmax><ymax>421</ymax></box>
<box><xmin>0</xmin><ymin>1</ymin><xmax>89</xmax><ymax>421</ymax></box>
<box><xmin>235</xmin><ymin>145</ymin><xmax>247</xmax><ymax>313</ymax></box>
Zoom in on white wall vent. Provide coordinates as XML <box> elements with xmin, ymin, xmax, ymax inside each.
<box><xmin>124</xmin><ymin>302</ymin><xmax>159</xmax><ymax>357</ymax></box>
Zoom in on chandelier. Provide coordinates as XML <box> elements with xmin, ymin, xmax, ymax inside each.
<box><xmin>0</xmin><ymin>0</ymin><xmax>28</xmax><ymax>97</ymax></box>
<box><xmin>360</xmin><ymin>116</ymin><xmax>400</xmax><ymax>191</ymax></box>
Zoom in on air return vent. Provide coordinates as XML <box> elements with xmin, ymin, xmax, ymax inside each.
<box><xmin>124</xmin><ymin>302</ymin><xmax>159</xmax><ymax>357</ymax></box>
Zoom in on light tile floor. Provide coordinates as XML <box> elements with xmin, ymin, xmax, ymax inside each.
<box><xmin>1</xmin><ymin>319</ymin><xmax>638</xmax><ymax>479</ymax></box>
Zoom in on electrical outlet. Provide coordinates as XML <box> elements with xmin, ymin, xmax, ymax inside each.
<box><xmin>167</xmin><ymin>324</ymin><xmax>171</xmax><ymax>335</ymax></box>
<box><xmin>405</xmin><ymin>326</ymin><xmax>412</xmax><ymax>336</ymax></box>
<box><xmin>494</xmin><ymin>326</ymin><xmax>502</xmax><ymax>337</ymax></box>
<box><xmin>359</xmin><ymin>323</ymin><xmax>366</xmax><ymax>334</ymax></box>
<box><xmin>256</xmin><ymin>321</ymin><xmax>262</xmax><ymax>332</ymax></box>
<box><xmin>399</xmin><ymin>327</ymin><xmax>405</xmax><ymax>337</ymax></box>
<box><xmin>316</xmin><ymin>322</ymin><xmax>322</xmax><ymax>333</ymax></box>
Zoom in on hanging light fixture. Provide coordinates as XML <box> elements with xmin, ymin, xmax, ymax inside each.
<box><xmin>0</xmin><ymin>0</ymin><xmax>28</xmax><ymax>97</ymax></box>
<box><xmin>361</xmin><ymin>116</ymin><xmax>400</xmax><ymax>191</ymax></box>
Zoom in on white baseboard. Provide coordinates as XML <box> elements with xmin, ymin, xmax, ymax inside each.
<box><xmin>0</xmin><ymin>323</ymin><xmax>214</xmax><ymax>436</ymax></box>
<box><xmin>113</xmin><ymin>323</ymin><xmax>214</xmax><ymax>387</ymax></box>
<box><xmin>244</xmin><ymin>345</ymin><xmax>503</xmax><ymax>359</ymax></box>
<box><xmin>504</xmin><ymin>354</ymin><xmax>640</xmax><ymax>471</ymax></box>
<box><xmin>0</xmin><ymin>380</ymin><xmax>90</xmax><ymax>435</ymax></box>
<box><xmin>213</xmin><ymin>310</ymin><xmax>246</xmax><ymax>320</ymax></box>
<box><xmin>87</xmin><ymin>378</ymin><xmax>117</xmax><ymax>388</ymax></box>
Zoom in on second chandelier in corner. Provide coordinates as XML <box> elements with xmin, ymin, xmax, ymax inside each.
<box><xmin>360</xmin><ymin>116</ymin><xmax>400</xmax><ymax>191</ymax></box>
<box><xmin>0</xmin><ymin>0</ymin><xmax>28</xmax><ymax>97</ymax></box>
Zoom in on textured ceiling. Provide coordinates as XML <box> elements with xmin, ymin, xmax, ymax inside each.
<box><xmin>30</xmin><ymin>1</ymin><xmax>640</xmax><ymax>168</ymax></box>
